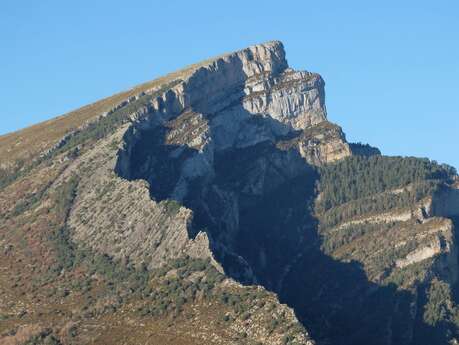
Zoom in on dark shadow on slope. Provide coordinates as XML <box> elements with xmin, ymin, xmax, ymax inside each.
<box><xmin>114</xmin><ymin>99</ymin><xmax>450</xmax><ymax>345</ymax></box>
<box><xmin>431</xmin><ymin>215</ymin><xmax>459</xmax><ymax>343</ymax></box>
<box><xmin>122</xmin><ymin>124</ymin><xmax>198</xmax><ymax>201</ymax></box>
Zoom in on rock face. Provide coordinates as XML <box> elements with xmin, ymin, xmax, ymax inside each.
<box><xmin>111</xmin><ymin>41</ymin><xmax>350</xmax><ymax>286</ymax></box>
<box><xmin>117</xmin><ymin>41</ymin><xmax>349</xmax><ymax>176</ymax></box>
<box><xmin>2</xmin><ymin>40</ymin><xmax>459</xmax><ymax>345</ymax></box>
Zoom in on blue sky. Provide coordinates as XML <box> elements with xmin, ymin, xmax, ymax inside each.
<box><xmin>1</xmin><ymin>1</ymin><xmax>458</xmax><ymax>169</ymax></box>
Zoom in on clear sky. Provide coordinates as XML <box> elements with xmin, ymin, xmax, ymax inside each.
<box><xmin>1</xmin><ymin>1</ymin><xmax>458</xmax><ymax>169</ymax></box>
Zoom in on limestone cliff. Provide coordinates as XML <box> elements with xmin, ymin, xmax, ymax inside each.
<box><xmin>1</xmin><ymin>40</ymin><xmax>459</xmax><ymax>345</ymax></box>
<box><xmin>112</xmin><ymin>42</ymin><xmax>349</xmax><ymax>285</ymax></box>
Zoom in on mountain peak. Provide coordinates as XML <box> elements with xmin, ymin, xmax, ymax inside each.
<box><xmin>3</xmin><ymin>41</ymin><xmax>458</xmax><ymax>345</ymax></box>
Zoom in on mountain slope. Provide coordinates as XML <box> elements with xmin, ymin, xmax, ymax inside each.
<box><xmin>1</xmin><ymin>41</ymin><xmax>458</xmax><ymax>345</ymax></box>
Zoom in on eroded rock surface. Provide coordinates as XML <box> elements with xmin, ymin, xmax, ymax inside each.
<box><xmin>109</xmin><ymin>41</ymin><xmax>350</xmax><ymax>285</ymax></box>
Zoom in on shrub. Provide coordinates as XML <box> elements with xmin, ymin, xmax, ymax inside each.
<box><xmin>162</xmin><ymin>199</ymin><xmax>182</xmax><ymax>216</ymax></box>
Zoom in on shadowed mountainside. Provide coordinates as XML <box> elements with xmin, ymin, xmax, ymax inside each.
<box><xmin>116</xmin><ymin>102</ymin><xmax>458</xmax><ymax>344</ymax></box>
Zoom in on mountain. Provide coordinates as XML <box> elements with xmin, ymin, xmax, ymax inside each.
<box><xmin>1</xmin><ymin>41</ymin><xmax>458</xmax><ymax>345</ymax></box>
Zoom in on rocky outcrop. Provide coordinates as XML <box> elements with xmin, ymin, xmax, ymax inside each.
<box><xmin>395</xmin><ymin>219</ymin><xmax>455</xmax><ymax>269</ymax></box>
<box><xmin>277</xmin><ymin>121</ymin><xmax>351</xmax><ymax>165</ymax></box>
<box><xmin>110</xmin><ymin>41</ymin><xmax>351</xmax><ymax>288</ymax></box>
<box><xmin>116</xmin><ymin>41</ymin><xmax>350</xmax><ymax>180</ymax></box>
